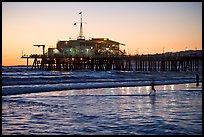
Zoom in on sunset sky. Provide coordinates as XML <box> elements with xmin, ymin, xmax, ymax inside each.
<box><xmin>2</xmin><ymin>2</ymin><xmax>202</xmax><ymax>66</ymax></box>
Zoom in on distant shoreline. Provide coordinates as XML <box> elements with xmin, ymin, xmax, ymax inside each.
<box><xmin>2</xmin><ymin>65</ymin><xmax>31</xmax><ymax>67</ymax></box>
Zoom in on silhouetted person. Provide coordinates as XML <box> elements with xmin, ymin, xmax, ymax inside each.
<box><xmin>196</xmin><ymin>73</ymin><xmax>199</xmax><ymax>87</ymax></box>
<box><xmin>149</xmin><ymin>80</ymin><xmax>156</xmax><ymax>96</ymax></box>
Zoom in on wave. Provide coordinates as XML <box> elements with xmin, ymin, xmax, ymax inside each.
<box><xmin>2</xmin><ymin>66</ymin><xmax>202</xmax><ymax>96</ymax></box>
<box><xmin>2</xmin><ymin>79</ymin><xmax>199</xmax><ymax>96</ymax></box>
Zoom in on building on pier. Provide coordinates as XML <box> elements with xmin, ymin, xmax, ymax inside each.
<box><xmin>53</xmin><ymin>38</ymin><xmax>125</xmax><ymax>58</ymax></box>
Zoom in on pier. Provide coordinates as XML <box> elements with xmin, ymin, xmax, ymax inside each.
<box><xmin>21</xmin><ymin>53</ymin><xmax>201</xmax><ymax>72</ymax></box>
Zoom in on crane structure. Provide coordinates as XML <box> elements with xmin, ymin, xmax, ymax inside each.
<box><xmin>33</xmin><ymin>45</ymin><xmax>45</xmax><ymax>55</ymax></box>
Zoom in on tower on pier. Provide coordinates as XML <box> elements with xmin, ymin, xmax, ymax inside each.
<box><xmin>74</xmin><ymin>12</ymin><xmax>86</xmax><ymax>40</ymax></box>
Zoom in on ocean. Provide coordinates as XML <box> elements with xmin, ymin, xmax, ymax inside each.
<box><xmin>2</xmin><ymin>66</ymin><xmax>202</xmax><ymax>135</ymax></box>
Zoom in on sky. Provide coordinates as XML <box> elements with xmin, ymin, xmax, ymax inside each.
<box><xmin>2</xmin><ymin>2</ymin><xmax>202</xmax><ymax>66</ymax></box>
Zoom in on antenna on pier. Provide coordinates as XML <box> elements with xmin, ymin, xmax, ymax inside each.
<box><xmin>74</xmin><ymin>12</ymin><xmax>86</xmax><ymax>40</ymax></box>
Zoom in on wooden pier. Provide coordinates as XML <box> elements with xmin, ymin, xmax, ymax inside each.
<box><xmin>21</xmin><ymin>54</ymin><xmax>201</xmax><ymax>72</ymax></box>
